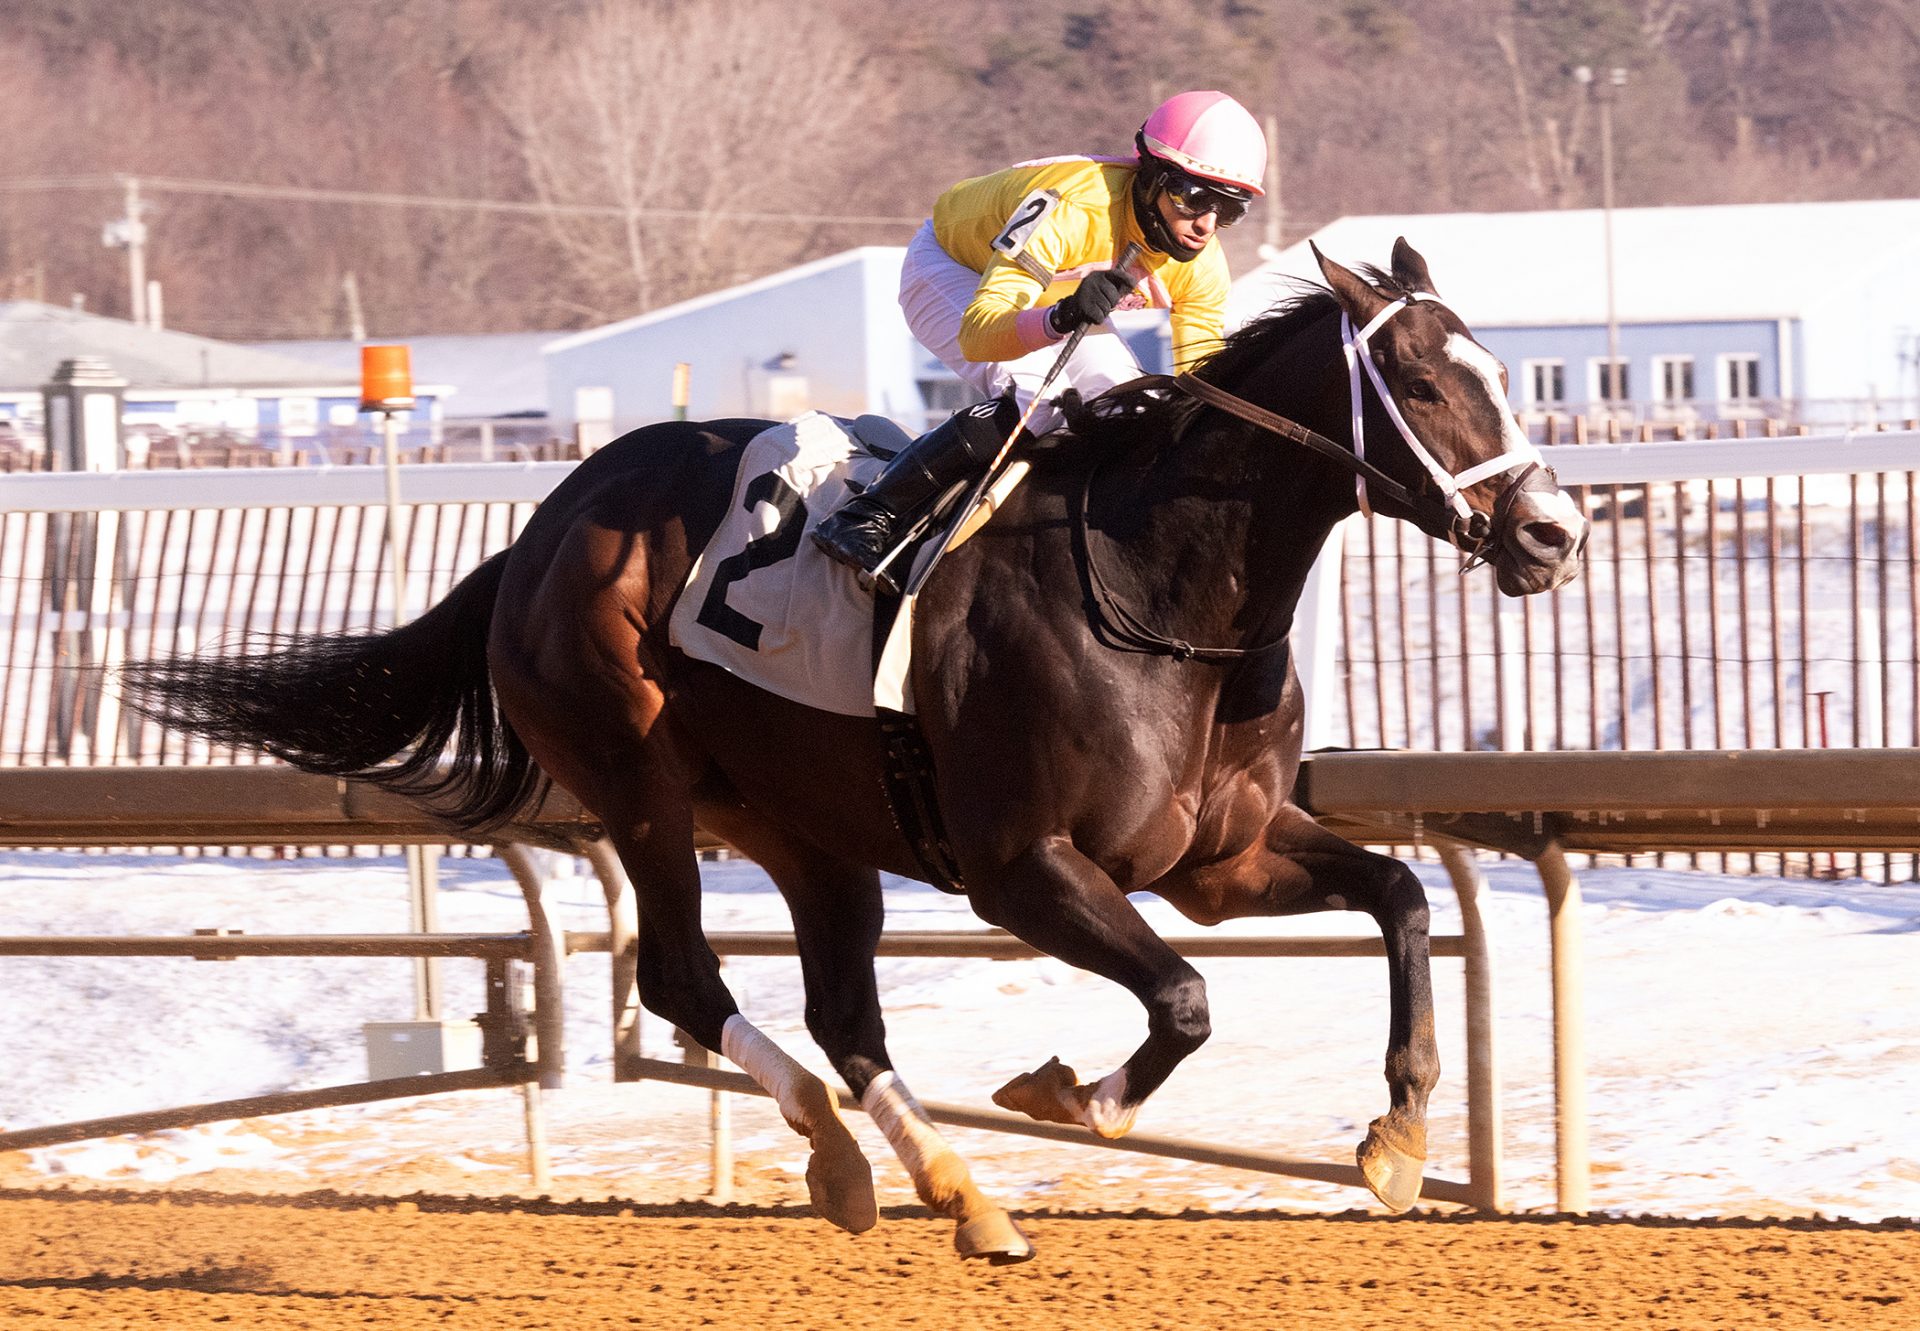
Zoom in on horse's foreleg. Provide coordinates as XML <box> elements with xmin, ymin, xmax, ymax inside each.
<box><xmin>969</xmin><ymin>835</ymin><xmax>1209</xmax><ymax>1140</ymax></box>
<box><xmin>745</xmin><ymin>836</ymin><xmax>1029</xmax><ymax>1262</ymax></box>
<box><xmin>1354</xmin><ymin>854</ymin><xmax>1440</xmax><ymax>1214</ymax></box>
<box><xmin>1171</xmin><ymin>809</ymin><xmax>1439</xmax><ymax>1213</ymax></box>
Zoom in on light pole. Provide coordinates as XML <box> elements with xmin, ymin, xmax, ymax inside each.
<box><xmin>360</xmin><ymin>345</ymin><xmax>443</xmax><ymax>1023</ymax></box>
<box><xmin>1575</xmin><ymin>66</ymin><xmax>1627</xmax><ymax>414</ymax></box>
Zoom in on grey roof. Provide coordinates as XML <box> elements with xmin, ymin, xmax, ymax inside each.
<box><xmin>0</xmin><ymin>301</ymin><xmax>355</xmax><ymax>394</ymax></box>
<box><xmin>245</xmin><ymin>332</ymin><xmax>561</xmax><ymax>418</ymax></box>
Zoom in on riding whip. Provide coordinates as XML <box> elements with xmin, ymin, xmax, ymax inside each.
<box><xmin>883</xmin><ymin>242</ymin><xmax>1144</xmax><ymax>597</ymax></box>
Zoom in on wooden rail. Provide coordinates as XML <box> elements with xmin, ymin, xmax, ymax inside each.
<box><xmin>13</xmin><ymin>749</ymin><xmax>1902</xmax><ymax>1214</ymax></box>
<box><xmin>1298</xmin><ymin>747</ymin><xmax>1920</xmax><ymax>855</ymax></box>
<box><xmin>0</xmin><ymin>765</ymin><xmax>601</xmax><ymax>849</ymax></box>
<box><xmin>0</xmin><ymin>762</ymin><xmax>1500</xmax><ymax>1210</ymax></box>
<box><xmin>1297</xmin><ymin>746</ymin><xmax>1920</xmax><ymax>1213</ymax></box>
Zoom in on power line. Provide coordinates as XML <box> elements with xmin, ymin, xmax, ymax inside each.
<box><xmin>0</xmin><ymin>172</ymin><xmax>924</xmax><ymax>228</ymax></box>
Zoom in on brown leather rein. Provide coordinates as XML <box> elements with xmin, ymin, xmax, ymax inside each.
<box><xmin>1172</xmin><ymin>371</ymin><xmax>1544</xmax><ymax>559</ymax></box>
<box><xmin>1070</xmin><ymin>371</ymin><xmax>1544</xmax><ymax>663</ymax></box>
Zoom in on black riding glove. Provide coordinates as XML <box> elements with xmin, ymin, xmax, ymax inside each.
<box><xmin>1047</xmin><ymin>267</ymin><xmax>1137</xmax><ymax>337</ymax></box>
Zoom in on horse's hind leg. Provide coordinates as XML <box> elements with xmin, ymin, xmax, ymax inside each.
<box><xmin>707</xmin><ymin>816</ymin><xmax>1031</xmax><ymax>1263</ymax></box>
<box><xmin>602</xmin><ymin>789</ymin><xmax>875</xmax><ymax>1233</ymax></box>
<box><xmin>502</xmin><ymin>720</ymin><xmax>874</xmax><ymax>1229</ymax></box>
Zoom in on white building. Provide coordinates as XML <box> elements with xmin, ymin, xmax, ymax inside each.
<box><xmin>543</xmin><ymin>247</ymin><xmax>1174</xmax><ymax>439</ymax></box>
<box><xmin>1234</xmin><ymin>199</ymin><xmax>1920</xmax><ymax>425</ymax></box>
<box><xmin>544</xmin><ymin>249</ymin><xmax>922</xmax><ymax>440</ymax></box>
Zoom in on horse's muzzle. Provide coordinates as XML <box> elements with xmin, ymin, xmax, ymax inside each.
<box><xmin>1495</xmin><ymin>489</ymin><xmax>1588</xmax><ymax>596</ymax></box>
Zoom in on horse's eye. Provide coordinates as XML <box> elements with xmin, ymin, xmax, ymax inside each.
<box><xmin>1405</xmin><ymin>379</ymin><xmax>1440</xmax><ymax>403</ymax></box>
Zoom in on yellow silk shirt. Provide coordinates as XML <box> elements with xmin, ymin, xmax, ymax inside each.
<box><xmin>931</xmin><ymin>157</ymin><xmax>1231</xmax><ymax>372</ymax></box>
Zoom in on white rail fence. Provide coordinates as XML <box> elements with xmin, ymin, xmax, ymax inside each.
<box><xmin>0</xmin><ymin>765</ymin><xmax>1498</xmax><ymax>1209</ymax></box>
<box><xmin>6</xmin><ymin>434</ymin><xmax>1917</xmax><ymax>775</ymax></box>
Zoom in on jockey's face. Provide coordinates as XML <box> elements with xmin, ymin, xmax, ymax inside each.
<box><xmin>1154</xmin><ymin>189</ymin><xmax>1217</xmax><ymax>256</ymax></box>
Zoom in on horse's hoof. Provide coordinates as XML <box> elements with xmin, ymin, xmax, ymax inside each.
<box><xmin>992</xmin><ymin>1056</ymin><xmax>1085</xmax><ymax>1127</ymax></box>
<box><xmin>805</xmin><ymin>1119</ymin><xmax>878</xmax><ymax>1234</ymax></box>
<box><xmin>955</xmin><ymin>1210</ymin><xmax>1034</xmax><ymax>1265</ymax></box>
<box><xmin>1356</xmin><ymin>1126</ymin><xmax>1425</xmax><ymax>1213</ymax></box>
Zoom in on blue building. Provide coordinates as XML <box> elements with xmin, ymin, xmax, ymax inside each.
<box><xmin>544</xmin><ymin>248</ymin><xmax>921</xmax><ymax>440</ymax></box>
<box><xmin>1231</xmin><ymin>200</ymin><xmax>1920</xmax><ymax>427</ymax></box>
<box><xmin>248</xmin><ymin>332</ymin><xmax>552</xmax><ymax>422</ymax></box>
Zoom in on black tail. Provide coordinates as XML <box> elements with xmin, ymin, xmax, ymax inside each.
<box><xmin>120</xmin><ymin>550</ymin><xmax>545</xmax><ymax>831</ymax></box>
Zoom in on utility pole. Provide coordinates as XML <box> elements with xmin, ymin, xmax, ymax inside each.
<box><xmin>103</xmin><ymin>176</ymin><xmax>150</xmax><ymax>327</ymax></box>
<box><xmin>1262</xmin><ymin>112</ymin><xmax>1284</xmax><ymax>254</ymax></box>
<box><xmin>342</xmin><ymin>271</ymin><xmax>368</xmax><ymax>342</ymax></box>
<box><xmin>1575</xmin><ymin>67</ymin><xmax>1628</xmax><ymax>412</ymax></box>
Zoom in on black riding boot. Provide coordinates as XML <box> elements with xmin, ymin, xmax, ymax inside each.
<box><xmin>811</xmin><ymin>397</ymin><xmax>1013</xmax><ymax>593</ymax></box>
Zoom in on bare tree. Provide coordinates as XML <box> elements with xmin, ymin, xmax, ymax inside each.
<box><xmin>4</xmin><ymin>0</ymin><xmax>1919</xmax><ymax>339</ymax></box>
<box><xmin>497</xmin><ymin>0</ymin><xmax>893</xmax><ymax>321</ymax></box>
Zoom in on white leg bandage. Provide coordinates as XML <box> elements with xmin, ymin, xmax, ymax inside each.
<box><xmin>722</xmin><ymin>1015</ymin><xmax>826</xmax><ymax>1129</ymax></box>
<box><xmin>859</xmin><ymin>1070</ymin><xmax>953</xmax><ymax>1178</ymax></box>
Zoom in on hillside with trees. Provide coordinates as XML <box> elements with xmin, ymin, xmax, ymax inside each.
<box><xmin>0</xmin><ymin>0</ymin><xmax>1913</xmax><ymax>339</ymax></box>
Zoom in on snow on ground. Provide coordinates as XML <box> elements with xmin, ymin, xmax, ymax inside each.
<box><xmin>0</xmin><ymin>849</ymin><xmax>1915</xmax><ymax>1219</ymax></box>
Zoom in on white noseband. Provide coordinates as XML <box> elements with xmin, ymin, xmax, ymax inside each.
<box><xmin>1340</xmin><ymin>295</ymin><xmax>1542</xmax><ymax>532</ymax></box>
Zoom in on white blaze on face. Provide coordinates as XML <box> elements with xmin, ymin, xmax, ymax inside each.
<box><xmin>1443</xmin><ymin>333</ymin><xmax>1586</xmax><ymax>536</ymax></box>
<box><xmin>1443</xmin><ymin>333</ymin><xmax>1534</xmax><ymax>457</ymax></box>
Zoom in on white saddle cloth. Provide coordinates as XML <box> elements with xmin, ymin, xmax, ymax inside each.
<box><xmin>669</xmin><ymin>411</ymin><xmax>922</xmax><ymax>718</ymax></box>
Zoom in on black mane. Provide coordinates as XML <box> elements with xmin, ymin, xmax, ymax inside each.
<box><xmin>1054</xmin><ymin>268</ymin><xmax>1410</xmax><ymax>453</ymax></box>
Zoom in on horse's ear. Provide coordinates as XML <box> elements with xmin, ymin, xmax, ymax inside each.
<box><xmin>1390</xmin><ymin>237</ymin><xmax>1439</xmax><ymax>296</ymax></box>
<box><xmin>1312</xmin><ymin>241</ymin><xmax>1390</xmax><ymax>326</ymax></box>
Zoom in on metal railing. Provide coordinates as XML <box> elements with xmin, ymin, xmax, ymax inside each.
<box><xmin>0</xmin><ymin>418</ymin><xmax>574</xmax><ymax>471</ymax></box>
<box><xmin>0</xmin><ymin>763</ymin><xmax>1502</xmax><ymax>1210</ymax></box>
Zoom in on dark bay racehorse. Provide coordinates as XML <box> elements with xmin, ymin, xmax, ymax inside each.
<box><xmin>124</xmin><ymin>241</ymin><xmax>1586</xmax><ymax>1262</ymax></box>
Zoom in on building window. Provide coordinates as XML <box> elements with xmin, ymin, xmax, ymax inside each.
<box><xmin>1718</xmin><ymin>353</ymin><xmax>1762</xmax><ymax>410</ymax></box>
<box><xmin>1652</xmin><ymin>355</ymin><xmax>1696</xmax><ymax>415</ymax></box>
<box><xmin>1522</xmin><ymin>359</ymin><xmax>1566</xmax><ymax>410</ymax></box>
<box><xmin>1589</xmin><ymin>358</ymin><xmax>1630</xmax><ymax>404</ymax></box>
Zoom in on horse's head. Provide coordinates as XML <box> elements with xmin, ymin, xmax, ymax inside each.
<box><xmin>1313</xmin><ymin>238</ymin><xmax>1588</xmax><ymax>596</ymax></box>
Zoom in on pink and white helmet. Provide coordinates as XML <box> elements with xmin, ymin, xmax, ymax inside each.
<box><xmin>1137</xmin><ymin>91</ymin><xmax>1267</xmax><ymax>196</ymax></box>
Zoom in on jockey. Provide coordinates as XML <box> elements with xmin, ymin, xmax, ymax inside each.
<box><xmin>811</xmin><ymin>89</ymin><xmax>1268</xmax><ymax>592</ymax></box>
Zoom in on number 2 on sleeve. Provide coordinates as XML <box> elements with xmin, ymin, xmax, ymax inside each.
<box><xmin>990</xmin><ymin>189</ymin><xmax>1061</xmax><ymax>259</ymax></box>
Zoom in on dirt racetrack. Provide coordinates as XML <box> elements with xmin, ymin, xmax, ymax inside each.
<box><xmin>2</xmin><ymin>1191</ymin><xmax>1914</xmax><ymax>1330</ymax></box>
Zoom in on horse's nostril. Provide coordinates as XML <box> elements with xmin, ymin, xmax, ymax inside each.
<box><xmin>1524</xmin><ymin>521</ymin><xmax>1572</xmax><ymax>552</ymax></box>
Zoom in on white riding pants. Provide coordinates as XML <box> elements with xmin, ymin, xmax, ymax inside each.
<box><xmin>898</xmin><ymin>220</ymin><xmax>1144</xmax><ymax>436</ymax></box>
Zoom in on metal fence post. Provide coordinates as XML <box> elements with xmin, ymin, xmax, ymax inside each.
<box><xmin>1438</xmin><ymin>842</ymin><xmax>1503</xmax><ymax>1211</ymax></box>
<box><xmin>1536</xmin><ymin>841</ymin><xmax>1590</xmax><ymax>1214</ymax></box>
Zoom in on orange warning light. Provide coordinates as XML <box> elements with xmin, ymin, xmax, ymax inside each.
<box><xmin>360</xmin><ymin>344</ymin><xmax>415</xmax><ymax>411</ymax></box>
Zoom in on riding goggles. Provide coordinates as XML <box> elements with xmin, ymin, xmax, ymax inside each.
<box><xmin>1160</xmin><ymin>171</ymin><xmax>1250</xmax><ymax>227</ymax></box>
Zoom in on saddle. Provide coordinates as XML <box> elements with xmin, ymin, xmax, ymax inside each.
<box><xmin>666</xmin><ymin>412</ymin><xmax>978</xmax><ymax>893</ymax></box>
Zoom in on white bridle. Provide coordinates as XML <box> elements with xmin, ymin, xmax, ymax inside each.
<box><xmin>1341</xmin><ymin>294</ymin><xmax>1543</xmax><ymax>535</ymax></box>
